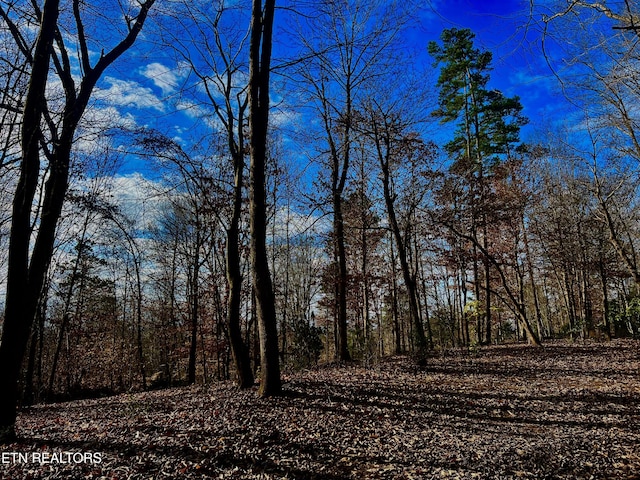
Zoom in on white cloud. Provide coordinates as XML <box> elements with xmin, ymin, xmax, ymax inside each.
<box><xmin>272</xmin><ymin>206</ymin><xmax>330</xmax><ymax>239</ymax></box>
<box><xmin>271</xmin><ymin>106</ymin><xmax>301</xmax><ymax>129</ymax></box>
<box><xmin>107</xmin><ymin>173</ymin><xmax>166</xmax><ymax>228</ymax></box>
<box><xmin>140</xmin><ymin>62</ymin><xmax>183</xmax><ymax>95</ymax></box>
<box><xmin>174</xmin><ymin>99</ymin><xmax>225</xmax><ymax>132</ymax></box>
<box><xmin>175</xmin><ymin>99</ymin><xmax>209</xmax><ymax>119</ymax></box>
<box><xmin>86</xmin><ymin>106</ymin><xmax>137</xmax><ymax>128</ymax></box>
<box><xmin>95</xmin><ymin>76</ymin><xmax>165</xmax><ymax>111</ymax></box>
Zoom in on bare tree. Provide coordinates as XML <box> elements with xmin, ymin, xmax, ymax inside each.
<box><xmin>358</xmin><ymin>100</ymin><xmax>434</xmax><ymax>361</ymax></box>
<box><xmin>0</xmin><ymin>0</ymin><xmax>156</xmax><ymax>443</ymax></box>
<box><xmin>249</xmin><ymin>0</ymin><xmax>281</xmax><ymax>397</ymax></box>
<box><xmin>541</xmin><ymin>1</ymin><xmax>639</xmax><ymax>37</ymax></box>
<box><xmin>540</xmin><ymin>1</ymin><xmax>640</xmax><ymax>164</ymax></box>
<box><xmin>162</xmin><ymin>0</ymin><xmax>255</xmax><ymax>388</ymax></box>
<box><xmin>294</xmin><ymin>0</ymin><xmax>409</xmax><ymax>361</ymax></box>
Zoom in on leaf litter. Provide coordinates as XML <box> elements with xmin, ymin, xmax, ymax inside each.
<box><xmin>3</xmin><ymin>340</ymin><xmax>640</xmax><ymax>479</ymax></box>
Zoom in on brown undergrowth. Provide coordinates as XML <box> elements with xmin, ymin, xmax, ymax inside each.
<box><xmin>3</xmin><ymin>340</ymin><xmax>640</xmax><ymax>479</ymax></box>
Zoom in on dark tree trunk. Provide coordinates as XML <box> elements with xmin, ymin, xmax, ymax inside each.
<box><xmin>225</xmin><ymin>112</ymin><xmax>254</xmax><ymax>388</ymax></box>
<box><xmin>389</xmin><ymin>236</ymin><xmax>402</xmax><ymax>354</ymax></box>
<box><xmin>0</xmin><ymin>0</ymin><xmax>61</xmax><ymax>442</ymax></box>
<box><xmin>248</xmin><ymin>0</ymin><xmax>281</xmax><ymax>397</ymax></box>
<box><xmin>226</xmin><ymin>220</ymin><xmax>255</xmax><ymax>388</ymax></box>
<box><xmin>133</xmin><ymin>256</ymin><xmax>147</xmax><ymax>390</ymax></box>
<box><xmin>23</xmin><ymin>282</ymin><xmax>48</xmax><ymax>406</ymax></box>
<box><xmin>321</xmin><ymin>77</ymin><xmax>352</xmax><ymax>362</ymax></box>
<box><xmin>0</xmin><ymin>0</ymin><xmax>155</xmax><ymax>442</ymax></box>
<box><xmin>375</xmin><ymin>130</ymin><xmax>428</xmax><ymax>362</ymax></box>
<box><xmin>483</xmin><ymin>230</ymin><xmax>492</xmax><ymax>345</ymax></box>
<box><xmin>599</xmin><ymin>255</ymin><xmax>612</xmax><ymax>340</ymax></box>
<box><xmin>188</xmin><ymin>263</ymin><xmax>199</xmax><ymax>385</ymax></box>
<box><xmin>187</xmin><ymin>224</ymin><xmax>202</xmax><ymax>386</ymax></box>
<box><xmin>386</xmin><ymin>210</ymin><xmax>427</xmax><ymax>361</ymax></box>
<box><xmin>522</xmin><ymin>216</ymin><xmax>544</xmax><ymax>339</ymax></box>
<box><xmin>334</xmin><ymin>195</ymin><xmax>351</xmax><ymax>361</ymax></box>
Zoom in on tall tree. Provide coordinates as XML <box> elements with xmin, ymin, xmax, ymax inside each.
<box><xmin>541</xmin><ymin>2</ymin><xmax>640</xmax><ymax>295</ymax></box>
<box><xmin>0</xmin><ymin>0</ymin><xmax>156</xmax><ymax>442</ymax></box>
<box><xmin>359</xmin><ymin>101</ymin><xmax>434</xmax><ymax>361</ymax></box>
<box><xmin>429</xmin><ymin>28</ymin><xmax>528</xmax><ymax>345</ymax></box>
<box><xmin>163</xmin><ymin>0</ymin><xmax>255</xmax><ymax>389</ymax></box>
<box><xmin>249</xmin><ymin>0</ymin><xmax>281</xmax><ymax>396</ymax></box>
<box><xmin>296</xmin><ymin>0</ymin><xmax>407</xmax><ymax>361</ymax></box>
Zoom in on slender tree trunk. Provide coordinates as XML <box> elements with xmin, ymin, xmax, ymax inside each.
<box><xmin>280</xmin><ymin>206</ymin><xmax>291</xmax><ymax>363</ymax></box>
<box><xmin>226</xmin><ymin>219</ymin><xmax>255</xmax><ymax>387</ymax></box>
<box><xmin>188</xmin><ymin>263</ymin><xmax>199</xmax><ymax>385</ymax></box>
<box><xmin>361</xmin><ymin>174</ymin><xmax>371</xmax><ymax>347</ymax></box>
<box><xmin>472</xmin><ymin>240</ymin><xmax>483</xmax><ymax>343</ymax></box>
<box><xmin>134</xmin><ymin>257</ymin><xmax>147</xmax><ymax>389</ymax></box>
<box><xmin>458</xmin><ymin>260</ymin><xmax>470</xmax><ymax>346</ymax></box>
<box><xmin>416</xmin><ymin>238</ymin><xmax>434</xmax><ymax>349</ymax></box>
<box><xmin>376</xmin><ymin>138</ymin><xmax>428</xmax><ymax>362</ymax></box>
<box><xmin>599</xmin><ymin>255</ymin><xmax>612</xmax><ymax>340</ymax></box>
<box><xmin>334</xmin><ymin>197</ymin><xmax>351</xmax><ymax>361</ymax></box>
<box><xmin>483</xmin><ymin>228</ymin><xmax>491</xmax><ymax>344</ymax></box>
<box><xmin>23</xmin><ymin>329</ymin><xmax>39</xmax><ymax>407</ymax></box>
<box><xmin>522</xmin><ymin>217</ymin><xmax>544</xmax><ymax>339</ymax></box>
<box><xmin>249</xmin><ymin>0</ymin><xmax>281</xmax><ymax>397</ymax></box>
<box><xmin>564</xmin><ymin>269</ymin><xmax>577</xmax><ymax>339</ymax></box>
<box><xmin>187</xmin><ymin>223</ymin><xmax>203</xmax><ymax>385</ymax></box>
<box><xmin>390</xmin><ymin>236</ymin><xmax>402</xmax><ymax>354</ymax></box>
<box><xmin>23</xmin><ymin>282</ymin><xmax>48</xmax><ymax>406</ymax></box>
<box><xmin>0</xmin><ymin>0</ymin><xmax>61</xmax><ymax>442</ymax></box>
<box><xmin>320</xmin><ymin>77</ymin><xmax>352</xmax><ymax>362</ymax></box>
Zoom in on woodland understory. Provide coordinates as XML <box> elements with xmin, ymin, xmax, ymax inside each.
<box><xmin>2</xmin><ymin>339</ymin><xmax>639</xmax><ymax>480</ymax></box>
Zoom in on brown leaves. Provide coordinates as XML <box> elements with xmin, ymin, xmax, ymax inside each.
<box><xmin>5</xmin><ymin>340</ymin><xmax>640</xmax><ymax>479</ymax></box>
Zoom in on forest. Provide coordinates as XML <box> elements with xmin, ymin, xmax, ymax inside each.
<box><xmin>0</xmin><ymin>0</ymin><xmax>639</xmax><ymax>476</ymax></box>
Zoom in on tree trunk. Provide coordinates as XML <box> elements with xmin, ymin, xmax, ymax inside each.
<box><xmin>226</xmin><ymin>220</ymin><xmax>255</xmax><ymax>388</ymax></box>
<box><xmin>416</xmin><ymin>237</ymin><xmax>434</xmax><ymax>349</ymax></box>
<box><xmin>483</xmin><ymin>228</ymin><xmax>492</xmax><ymax>345</ymax></box>
<box><xmin>23</xmin><ymin>282</ymin><xmax>48</xmax><ymax>406</ymax></box>
<box><xmin>0</xmin><ymin>0</ymin><xmax>61</xmax><ymax>442</ymax></box>
<box><xmin>389</xmin><ymin>236</ymin><xmax>402</xmax><ymax>354</ymax></box>
<box><xmin>377</xmin><ymin>140</ymin><xmax>428</xmax><ymax>362</ymax></box>
<box><xmin>188</xmin><ymin>263</ymin><xmax>199</xmax><ymax>385</ymax></box>
<box><xmin>134</xmin><ymin>256</ymin><xmax>147</xmax><ymax>390</ymax></box>
<box><xmin>334</xmin><ymin>195</ymin><xmax>351</xmax><ymax>361</ymax></box>
<box><xmin>248</xmin><ymin>0</ymin><xmax>281</xmax><ymax>397</ymax></box>
<box><xmin>522</xmin><ymin>217</ymin><xmax>544</xmax><ymax>339</ymax></box>
<box><xmin>599</xmin><ymin>256</ymin><xmax>612</xmax><ymax>340</ymax></box>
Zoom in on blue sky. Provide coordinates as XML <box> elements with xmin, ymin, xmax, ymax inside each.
<box><xmin>419</xmin><ymin>0</ymin><xmax>569</xmax><ymax>135</ymax></box>
<box><xmin>100</xmin><ymin>0</ymin><xmax>580</xmax><ymax>179</ymax></box>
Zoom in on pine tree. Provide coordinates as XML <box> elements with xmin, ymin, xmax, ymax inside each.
<box><xmin>429</xmin><ymin>28</ymin><xmax>528</xmax><ymax>345</ymax></box>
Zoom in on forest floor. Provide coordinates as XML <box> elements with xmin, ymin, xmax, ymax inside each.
<box><xmin>3</xmin><ymin>340</ymin><xmax>640</xmax><ymax>479</ymax></box>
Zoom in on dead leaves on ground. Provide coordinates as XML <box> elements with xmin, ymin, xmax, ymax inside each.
<box><xmin>4</xmin><ymin>340</ymin><xmax>640</xmax><ymax>479</ymax></box>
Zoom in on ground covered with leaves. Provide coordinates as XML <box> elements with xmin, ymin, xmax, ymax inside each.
<box><xmin>3</xmin><ymin>340</ymin><xmax>640</xmax><ymax>479</ymax></box>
